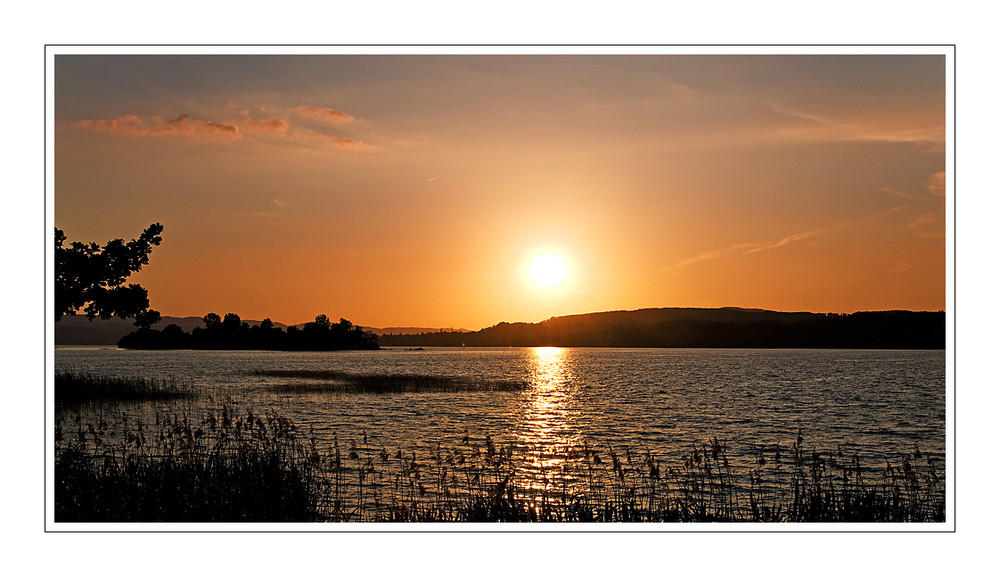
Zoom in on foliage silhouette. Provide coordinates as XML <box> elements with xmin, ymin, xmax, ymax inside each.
<box><xmin>119</xmin><ymin>313</ymin><xmax>379</xmax><ymax>351</ymax></box>
<box><xmin>55</xmin><ymin>223</ymin><xmax>163</xmax><ymax>327</ymax></box>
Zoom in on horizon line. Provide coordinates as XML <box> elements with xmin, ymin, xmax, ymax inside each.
<box><xmin>62</xmin><ymin>304</ymin><xmax>947</xmax><ymax>333</ymax></box>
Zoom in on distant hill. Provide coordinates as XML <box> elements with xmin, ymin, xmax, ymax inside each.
<box><xmin>378</xmin><ymin>307</ymin><xmax>946</xmax><ymax>349</ymax></box>
<box><xmin>361</xmin><ymin>326</ymin><xmax>470</xmax><ymax>336</ymax></box>
<box><xmin>55</xmin><ymin>315</ymin><xmax>287</xmax><ymax>345</ymax></box>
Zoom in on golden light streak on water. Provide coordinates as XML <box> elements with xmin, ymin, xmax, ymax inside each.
<box><xmin>516</xmin><ymin>347</ymin><xmax>583</xmax><ymax>494</ymax></box>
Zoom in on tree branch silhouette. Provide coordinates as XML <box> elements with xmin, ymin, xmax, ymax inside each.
<box><xmin>55</xmin><ymin>223</ymin><xmax>164</xmax><ymax>327</ymax></box>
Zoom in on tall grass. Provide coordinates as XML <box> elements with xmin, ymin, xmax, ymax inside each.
<box><xmin>55</xmin><ymin>406</ymin><xmax>325</xmax><ymax>521</ymax></box>
<box><xmin>55</xmin><ymin>404</ymin><xmax>945</xmax><ymax>522</ymax></box>
<box><xmin>54</xmin><ymin>371</ymin><xmax>189</xmax><ymax>407</ymax></box>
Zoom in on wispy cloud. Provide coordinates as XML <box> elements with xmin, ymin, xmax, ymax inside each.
<box><xmin>74</xmin><ymin>106</ymin><xmax>371</xmax><ymax>152</ymax></box>
<box><xmin>880</xmin><ymin>170</ymin><xmax>946</xmax><ymax>201</ymax></box>
<box><xmin>240</xmin><ymin>116</ymin><xmax>289</xmax><ymax>136</ymax></box>
<box><xmin>769</xmin><ymin>104</ymin><xmax>826</xmax><ymax>124</ymax></box>
<box><xmin>881</xmin><ymin>185</ymin><xmax>917</xmax><ymax>200</ymax></box>
<box><xmin>319</xmin><ymin>134</ymin><xmax>370</xmax><ymax>150</ymax></box>
<box><xmin>926</xmin><ymin>171</ymin><xmax>946</xmax><ymax>197</ymax></box>
<box><xmin>663</xmin><ymin>205</ymin><xmax>906</xmax><ymax>271</ymax></box>
<box><xmin>295</xmin><ymin>131</ymin><xmax>373</xmax><ymax>151</ymax></box>
<box><xmin>74</xmin><ymin>114</ymin><xmax>241</xmax><ymax>140</ymax></box>
<box><xmin>290</xmin><ymin>105</ymin><xmax>355</xmax><ymax>125</ymax></box>
<box><xmin>742</xmin><ymin>228</ymin><xmax>830</xmax><ymax>255</ymax></box>
<box><xmin>907</xmin><ymin>211</ymin><xmax>944</xmax><ymax>239</ymax></box>
<box><xmin>769</xmin><ymin>103</ymin><xmax>944</xmax><ymax>146</ymax></box>
<box><xmin>908</xmin><ymin>212</ymin><xmax>937</xmax><ymax>229</ymax></box>
<box><xmin>661</xmin><ymin>243</ymin><xmax>757</xmax><ymax>271</ymax></box>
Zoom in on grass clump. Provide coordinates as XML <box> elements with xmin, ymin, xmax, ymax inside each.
<box><xmin>55</xmin><ymin>371</ymin><xmax>189</xmax><ymax>407</ymax></box>
<box><xmin>54</xmin><ymin>406</ymin><xmax>327</xmax><ymax>522</ymax></box>
<box><xmin>252</xmin><ymin>369</ymin><xmax>529</xmax><ymax>393</ymax></box>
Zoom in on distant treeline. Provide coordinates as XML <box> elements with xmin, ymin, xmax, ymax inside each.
<box><xmin>379</xmin><ymin>309</ymin><xmax>946</xmax><ymax>349</ymax></box>
<box><xmin>118</xmin><ymin>313</ymin><xmax>379</xmax><ymax>351</ymax></box>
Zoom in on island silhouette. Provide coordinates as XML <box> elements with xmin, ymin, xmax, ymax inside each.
<box><xmin>118</xmin><ymin>313</ymin><xmax>379</xmax><ymax>350</ymax></box>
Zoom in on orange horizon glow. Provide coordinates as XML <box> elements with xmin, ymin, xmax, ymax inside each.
<box><xmin>54</xmin><ymin>53</ymin><xmax>947</xmax><ymax>329</ymax></box>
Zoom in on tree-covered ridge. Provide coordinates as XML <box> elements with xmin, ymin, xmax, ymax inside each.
<box><xmin>118</xmin><ymin>313</ymin><xmax>379</xmax><ymax>350</ymax></box>
<box><xmin>378</xmin><ymin>309</ymin><xmax>946</xmax><ymax>349</ymax></box>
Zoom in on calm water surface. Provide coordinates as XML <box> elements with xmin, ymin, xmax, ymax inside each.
<box><xmin>54</xmin><ymin>347</ymin><xmax>946</xmax><ymax>483</ymax></box>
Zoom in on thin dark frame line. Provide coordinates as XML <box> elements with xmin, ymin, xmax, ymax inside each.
<box><xmin>951</xmin><ymin>44</ymin><xmax>957</xmax><ymax>532</ymax></box>
<box><xmin>43</xmin><ymin>44</ymin><xmax>49</xmax><ymax>534</ymax></box>
<box><xmin>43</xmin><ymin>43</ymin><xmax>957</xmax><ymax>51</ymax></box>
<box><xmin>43</xmin><ymin>44</ymin><xmax>956</xmax><ymax>534</ymax></box>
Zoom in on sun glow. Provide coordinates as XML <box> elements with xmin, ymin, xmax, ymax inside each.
<box><xmin>529</xmin><ymin>253</ymin><xmax>568</xmax><ymax>287</ymax></box>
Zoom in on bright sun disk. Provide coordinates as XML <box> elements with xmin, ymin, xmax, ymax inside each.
<box><xmin>530</xmin><ymin>253</ymin><xmax>568</xmax><ymax>287</ymax></box>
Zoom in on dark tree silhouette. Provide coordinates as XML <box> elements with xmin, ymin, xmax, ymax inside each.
<box><xmin>203</xmin><ymin>313</ymin><xmax>222</xmax><ymax>328</ymax></box>
<box><xmin>54</xmin><ymin>223</ymin><xmax>164</xmax><ymax>328</ymax></box>
<box><xmin>222</xmin><ymin>312</ymin><xmax>242</xmax><ymax>330</ymax></box>
<box><xmin>121</xmin><ymin>312</ymin><xmax>379</xmax><ymax>350</ymax></box>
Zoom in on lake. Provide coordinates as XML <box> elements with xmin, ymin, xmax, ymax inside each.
<box><xmin>54</xmin><ymin>346</ymin><xmax>945</xmax><ymax>485</ymax></box>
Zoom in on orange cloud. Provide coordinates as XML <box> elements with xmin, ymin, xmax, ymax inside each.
<box><xmin>323</xmin><ymin>135</ymin><xmax>369</xmax><ymax>150</ymax></box>
<box><xmin>926</xmin><ymin>171</ymin><xmax>946</xmax><ymax>197</ymax></box>
<box><xmin>74</xmin><ymin>114</ymin><xmax>147</xmax><ymax>134</ymax></box>
<box><xmin>73</xmin><ymin>108</ymin><xmax>374</xmax><ymax>153</ymax></box>
<box><xmin>74</xmin><ymin>114</ymin><xmax>241</xmax><ymax>140</ymax></box>
<box><xmin>291</xmin><ymin>105</ymin><xmax>355</xmax><ymax>125</ymax></box>
<box><xmin>201</xmin><ymin>120</ymin><xmax>240</xmax><ymax>136</ymax></box>
<box><xmin>240</xmin><ymin>117</ymin><xmax>289</xmax><ymax>136</ymax></box>
<box><xmin>296</xmin><ymin>131</ymin><xmax>372</xmax><ymax>151</ymax></box>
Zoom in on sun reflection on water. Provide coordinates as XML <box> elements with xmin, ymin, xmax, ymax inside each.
<box><xmin>516</xmin><ymin>347</ymin><xmax>582</xmax><ymax>493</ymax></box>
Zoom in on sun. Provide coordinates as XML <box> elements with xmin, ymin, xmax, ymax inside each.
<box><xmin>529</xmin><ymin>253</ymin><xmax>568</xmax><ymax>287</ymax></box>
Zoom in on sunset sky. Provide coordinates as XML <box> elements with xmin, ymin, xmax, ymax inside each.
<box><xmin>53</xmin><ymin>51</ymin><xmax>947</xmax><ymax>329</ymax></box>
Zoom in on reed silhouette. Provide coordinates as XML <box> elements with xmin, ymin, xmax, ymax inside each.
<box><xmin>54</xmin><ymin>387</ymin><xmax>944</xmax><ymax>523</ymax></box>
